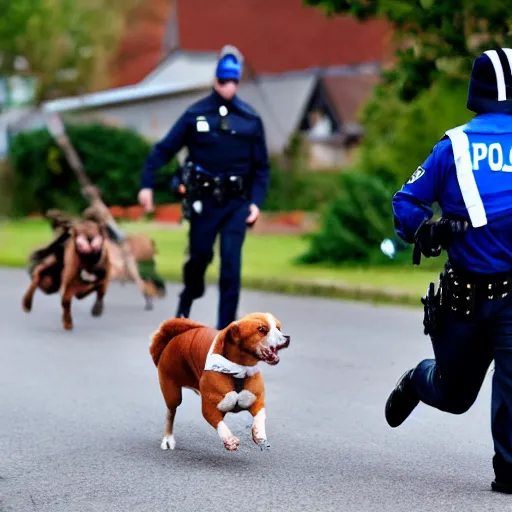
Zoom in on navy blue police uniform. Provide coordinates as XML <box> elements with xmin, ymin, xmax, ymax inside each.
<box><xmin>384</xmin><ymin>48</ymin><xmax>512</xmax><ymax>493</ymax></box>
<box><xmin>140</xmin><ymin>49</ymin><xmax>270</xmax><ymax>330</ymax></box>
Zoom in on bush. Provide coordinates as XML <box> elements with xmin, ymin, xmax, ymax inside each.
<box><xmin>262</xmin><ymin>159</ymin><xmax>342</xmax><ymax>212</ymax></box>
<box><xmin>7</xmin><ymin>123</ymin><xmax>178</xmax><ymax>217</ymax></box>
<box><xmin>298</xmin><ymin>171</ymin><xmax>397</xmax><ymax>265</ymax></box>
<box><xmin>357</xmin><ymin>76</ymin><xmax>472</xmax><ymax>188</ymax></box>
<box><xmin>6</xmin><ymin>122</ymin><xmax>343</xmax><ymax>217</ymax></box>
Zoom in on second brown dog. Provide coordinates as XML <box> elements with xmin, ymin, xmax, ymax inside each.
<box><xmin>22</xmin><ymin>219</ymin><xmax>111</xmax><ymax>330</ymax></box>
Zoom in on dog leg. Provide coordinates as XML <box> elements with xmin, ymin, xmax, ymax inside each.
<box><xmin>144</xmin><ymin>291</ymin><xmax>153</xmax><ymax>311</ymax></box>
<box><xmin>22</xmin><ymin>273</ymin><xmax>41</xmax><ymax>313</ymax></box>
<box><xmin>161</xmin><ymin>409</ymin><xmax>177</xmax><ymax>450</ymax></box>
<box><xmin>75</xmin><ymin>285</ymin><xmax>96</xmax><ymax>300</ymax></box>
<box><xmin>91</xmin><ymin>281</ymin><xmax>106</xmax><ymax>317</ymax></box>
<box><xmin>249</xmin><ymin>400</ymin><xmax>270</xmax><ymax>450</ymax></box>
<box><xmin>160</xmin><ymin>378</ymin><xmax>182</xmax><ymax>450</ymax></box>
<box><xmin>61</xmin><ymin>288</ymin><xmax>74</xmax><ymax>331</ymax></box>
<box><xmin>59</xmin><ymin>251</ymin><xmax>79</xmax><ymax>330</ymax></box>
<box><xmin>22</xmin><ymin>257</ymin><xmax>57</xmax><ymax>312</ymax></box>
<box><xmin>243</xmin><ymin>374</ymin><xmax>270</xmax><ymax>450</ymax></box>
<box><xmin>202</xmin><ymin>400</ymin><xmax>239</xmax><ymax>451</ymax></box>
<box><xmin>123</xmin><ymin>249</ymin><xmax>155</xmax><ymax>302</ymax></box>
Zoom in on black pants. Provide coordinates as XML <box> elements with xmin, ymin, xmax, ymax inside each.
<box><xmin>412</xmin><ymin>294</ymin><xmax>512</xmax><ymax>482</ymax></box>
<box><xmin>178</xmin><ymin>197</ymin><xmax>250</xmax><ymax>330</ymax></box>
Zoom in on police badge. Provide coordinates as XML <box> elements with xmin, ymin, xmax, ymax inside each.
<box><xmin>407</xmin><ymin>166</ymin><xmax>426</xmax><ymax>184</ymax></box>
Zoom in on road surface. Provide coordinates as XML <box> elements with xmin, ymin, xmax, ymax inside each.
<box><xmin>0</xmin><ymin>268</ymin><xmax>508</xmax><ymax>511</ymax></box>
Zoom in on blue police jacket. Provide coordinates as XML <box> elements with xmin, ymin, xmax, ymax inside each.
<box><xmin>393</xmin><ymin>112</ymin><xmax>512</xmax><ymax>274</ymax></box>
<box><xmin>140</xmin><ymin>89</ymin><xmax>270</xmax><ymax>208</ymax></box>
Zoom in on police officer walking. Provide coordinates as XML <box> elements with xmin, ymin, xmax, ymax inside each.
<box><xmin>137</xmin><ymin>45</ymin><xmax>270</xmax><ymax>330</ymax></box>
<box><xmin>384</xmin><ymin>48</ymin><xmax>512</xmax><ymax>493</ymax></box>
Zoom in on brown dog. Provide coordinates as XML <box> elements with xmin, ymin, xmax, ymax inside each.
<box><xmin>149</xmin><ymin>313</ymin><xmax>290</xmax><ymax>452</ymax></box>
<box><xmin>22</xmin><ymin>219</ymin><xmax>111</xmax><ymax>330</ymax></box>
<box><xmin>51</xmin><ymin>207</ymin><xmax>163</xmax><ymax>310</ymax></box>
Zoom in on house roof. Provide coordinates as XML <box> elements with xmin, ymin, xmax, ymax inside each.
<box><xmin>322</xmin><ymin>73</ymin><xmax>381</xmax><ymax>125</ymax></box>
<box><xmin>41</xmin><ymin>71</ymin><xmax>318</xmax><ymax>154</ymax></box>
<box><xmin>42</xmin><ymin>74</ymin><xmax>210</xmax><ymax>113</ymax></box>
<box><xmin>110</xmin><ymin>0</ymin><xmax>174</xmax><ymax>88</ymax></box>
<box><xmin>111</xmin><ymin>0</ymin><xmax>393</xmax><ymax>87</ymax></box>
<box><xmin>176</xmin><ymin>0</ymin><xmax>392</xmax><ymax>73</ymax></box>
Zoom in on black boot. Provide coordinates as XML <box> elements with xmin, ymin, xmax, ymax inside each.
<box><xmin>175</xmin><ymin>294</ymin><xmax>193</xmax><ymax>319</ymax></box>
<box><xmin>491</xmin><ymin>454</ymin><xmax>512</xmax><ymax>493</ymax></box>
<box><xmin>385</xmin><ymin>369</ymin><xmax>420</xmax><ymax>428</ymax></box>
<box><xmin>491</xmin><ymin>480</ymin><xmax>512</xmax><ymax>493</ymax></box>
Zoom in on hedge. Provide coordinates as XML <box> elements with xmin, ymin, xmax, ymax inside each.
<box><xmin>5</xmin><ymin>123</ymin><xmax>342</xmax><ymax>217</ymax></box>
<box><xmin>7</xmin><ymin>123</ymin><xmax>177</xmax><ymax>217</ymax></box>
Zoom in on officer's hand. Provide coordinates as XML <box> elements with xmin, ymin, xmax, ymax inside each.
<box><xmin>416</xmin><ymin>217</ymin><xmax>469</xmax><ymax>258</ymax></box>
<box><xmin>138</xmin><ymin>188</ymin><xmax>154</xmax><ymax>212</ymax></box>
<box><xmin>434</xmin><ymin>218</ymin><xmax>469</xmax><ymax>247</ymax></box>
<box><xmin>177</xmin><ymin>184</ymin><xmax>186</xmax><ymax>196</ymax></box>
<box><xmin>246</xmin><ymin>203</ymin><xmax>260</xmax><ymax>226</ymax></box>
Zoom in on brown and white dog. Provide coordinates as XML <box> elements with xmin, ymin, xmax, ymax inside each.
<box><xmin>44</xmin><ymin>208</ymin><xmax>162</xmax><ymax>311</ymax></box>
<box><xmin>22</xmin><ymin>219</ymin><xmax>111</xmax><ymax>330</ymax></box>
<box><xmin>149</xmin><ymin>313</ymin><xmax>290</xmax><ymax>452</ymax></box>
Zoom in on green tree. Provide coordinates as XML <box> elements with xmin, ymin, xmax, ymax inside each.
<box><xmin>304</xmin><ymin>0</ymin><xmax>512</xmax><ymax>101</ymax></box>
<box><xmin>298</xmin><ymin>171</ymin><xmax>397</xmax><ymax>265</ymax></box>
<box><xmin>0</xmin><ymin>0</ymin><xmax>140</xmax><ymax>101</ymax></box>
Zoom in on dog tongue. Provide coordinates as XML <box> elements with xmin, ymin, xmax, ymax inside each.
<box><xmin>267</xmin><ymin>352</ymin><xmax>279</xmax><ymax>365</ymax></box>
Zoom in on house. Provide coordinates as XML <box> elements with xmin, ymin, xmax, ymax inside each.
<box><xmin>5</xmin><ymin>0</ymin><xmax>394</xmax><ymax>167</ymax></box>
<box><xmin>38</xmin><ymin>60</ymin><xmax>380</xmax><ymax>168</ymax></box>
<box><xmin>111</xmin><ymin>0</ymin><xmax>393</xmax><ymax>87</ymax></box>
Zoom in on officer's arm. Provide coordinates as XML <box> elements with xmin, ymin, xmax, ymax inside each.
<box><xmin>392</xmin><ymin>140</ymin><xmax>448</xmax><ymax>244</ymax></box>
<box><xmin>250</xmin><ymin>118</ymin><xmax>271</xmax><ymax>207</ymax></box>
<box><xmin>140</xmin><ymin>113</ymin><xmax>189</xmax><ymax>189</ymax></box>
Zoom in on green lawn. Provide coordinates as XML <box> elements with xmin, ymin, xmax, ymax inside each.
<box><xmin>0</xmin><ymin>219</ymin><xmax>442</xmax><ymax>304</ymax></box>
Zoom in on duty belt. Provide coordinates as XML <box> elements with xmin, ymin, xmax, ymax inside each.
<box><xmin>440</xmin><ymin>262</ymin><xmax>512</xmax><ymax>316</ymax></box>
<box><xmin>182</xmin><ymin>162</ymin><xmax>247</xmax><ymax>196</ymax></box>
<box><xmin>193</xmin><ymin>171</ymin><xmax>248</xmax><ymax>202</ymax></box>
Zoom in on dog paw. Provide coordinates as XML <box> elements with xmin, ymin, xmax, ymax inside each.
<box><xmin>223</xmin><ymin>435</ymin><xmax>240</xmax><ymax>451</ymax></box>
<box><xmin>22</xmin><ymin>298</ymin><xmax>32</xmax><ymax>313</ymax></box>
<box><xmin>256</xmin><ymin>439</ymin><xmax>270</xmax><ymax>451</ymax></box>
<box><xmin>91</xmin><ymin>301</ymin><xmax>103</xmax><ymax>317</ymax></box>
<box><xmin>63</xmin><ymin>321</ymin><xmax>73</xmax><ymax>331</ymax></box>
<box><xmin>254</xmin><ymin>438</ymin><xmax>271</xmax><ymax>450</ymax></box>
<box><xmin>160</xmin><ymin>435</ymin><xmax>176</xmax><ymax>450</ymax></box>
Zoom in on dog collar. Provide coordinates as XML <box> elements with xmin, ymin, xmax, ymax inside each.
<box><xmin>204</xmin><ymin>334</ymin><xmax>260</xmax><ymax>379</ymax></box>
<box><xmin>204</xmin><ymin>353</ymin><xmax>260</xmax><ymax>379</ymax></box>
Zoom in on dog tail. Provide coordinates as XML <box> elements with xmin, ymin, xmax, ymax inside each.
<box><xmin>149</xmin><ymin>318</ymin><xmax>205</xmax><ymax>366</ymax></box>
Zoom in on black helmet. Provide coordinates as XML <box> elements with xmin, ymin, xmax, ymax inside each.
<box><xmin>467</xmin><ymin>48</ymin><xmax>512</xmax><ymax>114</ymax></box>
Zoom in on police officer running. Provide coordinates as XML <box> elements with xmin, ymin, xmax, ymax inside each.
<box><xmin>137</xmin><ymin>45</ymin><xmax>270</xmax><ymax>330</ymax></box>
<box><xmin>384</xmin><ymin>48</ymin><xmax>512</xmax><ymax>493</ymax></box>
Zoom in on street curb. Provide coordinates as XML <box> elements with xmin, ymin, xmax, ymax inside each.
<box><xmin>164</xmin><ymin>271</ymin><xmax>423</xmax><ymax>308</ymax></box>
<box><xmin>0</xmin><ymin>262</ymin><xmax>422</xmax><ymax>309</ymax></box>
<box><xmin>237</xmin><ymin>277</ymin><xmax>422</xmax><ymax>307</ymax></box>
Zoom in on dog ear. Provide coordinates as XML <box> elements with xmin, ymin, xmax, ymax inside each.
<box><xmin>226</xmin><ymin>321</ymin><xmax>241</xmax><ymax>345</ymax></box>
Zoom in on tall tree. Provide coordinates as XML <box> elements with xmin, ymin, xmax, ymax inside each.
<box><xmin>304</xmin><ymin>0</ymin><xmax>512</xmax><ymax>101</ymax></box>
<box><xmin>0</xmin><ymin>0</ymin><xmax>140</xmax><ymax>102</ymax></box>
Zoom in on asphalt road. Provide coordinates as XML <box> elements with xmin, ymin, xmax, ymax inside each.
<box><xmin>1</xmin><ymin>267</ymin><xmax>510</xmax><ymax>512</ymax></box>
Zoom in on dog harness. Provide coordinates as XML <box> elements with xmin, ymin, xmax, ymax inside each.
<box><xmin>204</xmin><ymin>334</ymin><xmax>260</xmax><ymax>379</ymax></box>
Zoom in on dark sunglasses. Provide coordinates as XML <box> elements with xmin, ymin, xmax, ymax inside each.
<box><xmin>218</xmin><ymin>78</ymin><xmax>239</xmax><ymax>85</ymax></box>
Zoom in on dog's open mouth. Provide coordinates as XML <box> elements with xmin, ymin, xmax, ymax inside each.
<box><xmin>258</xmin><ymin>336</ymin><xmax>290</xmax><ymax>366</ymax></box>
<box><xmin>260</xmin><ymin>346</ymin><xmax>280</xmax><ymax>365</ymax></box>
